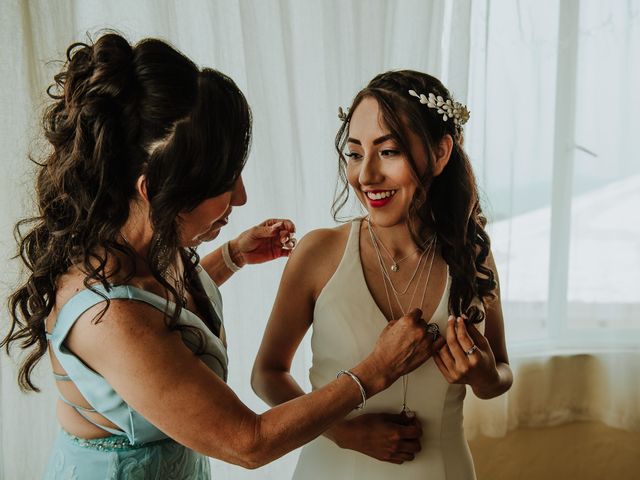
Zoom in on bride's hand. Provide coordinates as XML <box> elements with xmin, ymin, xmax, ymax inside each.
<box><xmin>325</xmin><ymin>413</ymin><xmax>423</xmax><ymax>464</ymax></box>
<box><xmin>433</xmin><ymin>316</ymin><xmax>498</xmax><ymax>389</ymax></box>
<box><xmin>229</xmin><ymin>218</ymin><xmax>296</xmax><ymax>266</ymax></box>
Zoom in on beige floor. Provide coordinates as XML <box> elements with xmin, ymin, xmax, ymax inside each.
<box><xmin>469</xmin><ymin>421</ymin><xmax>640</xmax><ymax>480</ymax></box>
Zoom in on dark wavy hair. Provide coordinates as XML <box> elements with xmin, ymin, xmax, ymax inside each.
<box><xmin>334</xmin><ymin>70</ymin><xmax>495</xmax><ymax>323</ymax></box>
<box><xmin>2</xmin><ymin>32</ymin><xmax>252</xmax><ymax>391</ymax></box>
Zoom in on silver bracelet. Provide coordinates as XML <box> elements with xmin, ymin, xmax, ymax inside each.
<box><xmin>222</xmin><ymin>241</ymin><xmax>242</xmax><ymax>273</ymax></box>
<box><xmin>336</xmin><ymin>370</ymin><xmax>367</xmax><ymax>410</ymax></box>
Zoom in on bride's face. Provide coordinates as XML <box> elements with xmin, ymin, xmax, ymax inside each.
<box><xmin>345</xmin><ymin>97</ymin><xmax>426</xmax><ymax>227</ymax></box>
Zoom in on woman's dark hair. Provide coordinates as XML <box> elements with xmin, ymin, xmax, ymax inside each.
<box><xmin>2</xmin><ymin>32</ymin><xmax>252</xmax><ymax>391</ymax></box>
<box><xmin>334</xmin><ymin>70</ymin><xmax>495</xmax><ymax>323</ymax></box>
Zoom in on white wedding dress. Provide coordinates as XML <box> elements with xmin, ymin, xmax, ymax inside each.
<box><xmin>293</xmin><ymin>219</ymin><xmax>479</xmax><ymax>479</ymax></box>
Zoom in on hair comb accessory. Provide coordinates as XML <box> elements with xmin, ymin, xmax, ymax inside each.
<box><xmin>408</xmin><ymin>89</ymin><xmax>470</xmax><ymax>127</ymax></box>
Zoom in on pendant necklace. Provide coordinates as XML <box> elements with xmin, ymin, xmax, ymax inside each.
<box><xmin>369</xmin><ymin>220</ymin><xmax>433</xmax><ymax>272</ymax></box>
<box><xmin>366</xmin><ymin>218</ymin><xmax>433</xmax><ymax>296</ymax></box>
<box><xmin>367</xmin><ymin>221</ymin><xmax>437</xmax><ymax>417</ymax></box>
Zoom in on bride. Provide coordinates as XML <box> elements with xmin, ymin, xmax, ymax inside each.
<box><xmin>251</xmin><ymin>70</ymin><xmax>512</xmax><ymax>479</ymax></box>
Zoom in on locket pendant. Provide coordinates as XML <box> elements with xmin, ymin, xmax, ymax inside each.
<box><xmin>391</xmin><ymin>263</ymin><xmax>399</xmax><ymax>272</ymax></box>
<box><xmin>400</xmin><ymin>405</ymin><xmax>415</xmax><ymax>421</ymax></box>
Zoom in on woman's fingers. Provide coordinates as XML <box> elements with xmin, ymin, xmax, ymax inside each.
<box><xmin>261</xmin><ymin>218</ymin><xmax>296</xmax><ymax>233</ymax></box>
<box><xmin>397</xmin><ymin>440</ymin><xmax>422</xmax><ymax>454</ymax></box>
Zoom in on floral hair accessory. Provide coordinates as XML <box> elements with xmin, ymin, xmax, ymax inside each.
<box><xmin>408</xmin><ymin>89</ymin><xmax>470</xmax><ymax>127</ymax></box>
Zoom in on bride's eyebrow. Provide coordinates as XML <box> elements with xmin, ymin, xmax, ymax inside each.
<box><xmin>347</xmin><ymin>134</ymin><xmax>395</xmax><ymax>146</ymax></box>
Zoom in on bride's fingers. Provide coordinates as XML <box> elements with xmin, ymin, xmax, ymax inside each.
<box><xmin>454</xmin><ymin>317</ymin><xmax>477</xmax><ymax>354</ymax></box>
<box><xmin>437</xmin><ymin>344</ymin><xmax>457</xmax><ymax>372</ymax></box>
<box><xmin>433</xmin><ymin>353</ymin><xmax>454</xmax><ymax>382</ymax></box>
<box><xmin>445</xmin><ymin>317</ymin><xmax>468</xmax><ymax>365</ymax></box>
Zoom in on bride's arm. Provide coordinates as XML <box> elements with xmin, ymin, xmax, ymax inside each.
<box><xmin>251</xmin><ymin>228</ymin><xmax>339</xmax><ymax>405</ymax></box>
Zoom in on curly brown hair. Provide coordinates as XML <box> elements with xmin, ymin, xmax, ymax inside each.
<box><xmin>2</xmin><ymin>32</ymin><xmax>252</xmax><ymax>391</ymax></box>
<box><xmin>334</xmin><ymin>70</ymin><xmax>495</xmax><ymax>324</ymax></box>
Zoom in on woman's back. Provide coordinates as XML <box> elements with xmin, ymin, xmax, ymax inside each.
<box><xmin>43</xmin><ymin>263</ymin><xmax>228</xmax><ymax>479</ymax></box>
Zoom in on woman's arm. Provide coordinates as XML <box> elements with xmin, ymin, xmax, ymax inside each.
<box><xmin>68</xmin><ymin>278</ymin><xmax>434</xmax><ymax>469</ymax></box>
<box><xmin>433</xmin><ymin>250</ymin><xmax>513</xmax><ymax>399</ymax></box>
<box><xmin>201</xmin><ymin>219</ymin><xmax>296</xmax><ymax>286</ymax></box>
<box><xmin>469</xmin><ymin>250</ymin><xmax>512</xmax><ymax>398</ymax></box>
<box><xmin>199</xmin><ymin>238</ymin><xmax>245</xmax><ymax>286</ymax></box>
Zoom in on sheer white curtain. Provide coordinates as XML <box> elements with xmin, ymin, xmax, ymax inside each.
<box><xmin>463</xmin><ymin>0</ymin><xmax>640</xmax><ymax>438</ymax></box>
<box><xmin>0</xmin><ymin>1</ymin><xmax>472</xmax><ymax>478</ymax></box>
<box><xmin>1</xmin><ymin>0</ymin><xmax>638</xmax><ymax>479</ymax></box>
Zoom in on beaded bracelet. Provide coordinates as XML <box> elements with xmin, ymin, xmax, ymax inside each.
<box><xmin>336</xmin><ymin>370</ymin><xmax>367</xmax><ymax>410</ymax></box>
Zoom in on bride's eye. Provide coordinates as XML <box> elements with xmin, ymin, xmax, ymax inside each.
<box><xmin>344</xmin><ymin>151</ymin><xmax>362</xmax><ymax>160</ymax></box>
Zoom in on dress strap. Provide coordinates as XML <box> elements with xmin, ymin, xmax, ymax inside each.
<box><xmin>53</xmin><ymin>372</ymin><xmax>72</xmax><ymax>381</ymax></box>
<box><xmin>49</xmin><ymin>284</ymin><xmax>170</xmax><ymax>442</ymax></box>
<box><xmin>346</xmin><ymin>218</ymin><xmax>362</xmax><ymax>255</ymax></box>
<box><xmin>72</xmin><ymin>407</ymin><xmax>126</xmax><ymax>436</ymax></box>
<box><xmin>58</xmin><ymin>393</ymin><xmax>97</xmax><ymax>412</ymax></box>
<box><xmin>51</xmin><ymin>284</ymin><xmax>171</xmax><ymax>341</ymax></box>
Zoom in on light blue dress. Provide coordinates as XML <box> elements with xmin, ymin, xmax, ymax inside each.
<box><xmin>43</xmin><ymin>265</ymin><xmax>228</xmax><ymax>479</ymax></box>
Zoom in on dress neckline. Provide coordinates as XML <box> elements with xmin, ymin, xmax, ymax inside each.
<box><xmin>353</xmin><ymin>219</ymin><xmax>450</xmax><ymax>326</ymax></box>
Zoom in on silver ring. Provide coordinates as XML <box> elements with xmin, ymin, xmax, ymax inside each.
<box><xmin>425</xmin><ymin>323</ymin><xmax>440</xmax><ymax>341</ymax></box>
<box><xmin>465</xmin><ymin>344</ymin><xmax>479</xmax><ymax>356</ymax></box>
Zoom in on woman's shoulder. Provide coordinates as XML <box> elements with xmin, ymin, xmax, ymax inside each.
<box><xmin>49</xmin><ymin>263</ymin><xmax>164</xmax><ymax>334</ymax></box>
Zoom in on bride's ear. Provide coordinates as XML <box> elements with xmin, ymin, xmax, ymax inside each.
<box><xmin>433</xmin><ymin>134</ymin><xmax>453</xmax><ymax>177</ymax></box>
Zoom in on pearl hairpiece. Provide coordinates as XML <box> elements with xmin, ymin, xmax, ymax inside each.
<box><xmin>408</xmin><ymin>90</ymin><xmax>470</xmax><ymax>127</ymax></box>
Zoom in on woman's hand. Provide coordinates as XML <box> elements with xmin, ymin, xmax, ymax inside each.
<box><xmin>433</xmin><ymin>316</ymin><xmax>499</xmax><ymax>391</ymax></box>
<box><xmin>326</xmin><ymin>413</ymin><xmax>423</xmax><ymax>464</ymax></box>
<box><xmin>229</xmin><ymin>218</ymin><xmax>296</xmax><ymax>267</ymax></box>
<box><xmin>355</xmin><ymin>308</ymin><xmax>446</xmax><ymax>395</ymax></box>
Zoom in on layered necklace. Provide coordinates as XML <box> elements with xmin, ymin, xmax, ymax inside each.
<box><xmin>369</xmin><ymin>223</ymin><xmax>433</xmax><ymax>273</ymax></box>
<box><xmin>366</xmin><ymin>218</ymin><xmax>437</xmax><ymax>417</ymax></box>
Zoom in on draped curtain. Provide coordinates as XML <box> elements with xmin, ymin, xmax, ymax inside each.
<box><xmin>1</xmin><ymin>1</ymin><xmax>637</xmax><ymax>479</ymax></box>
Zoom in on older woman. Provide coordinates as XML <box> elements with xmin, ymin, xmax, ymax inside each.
<box><xmin>1</xmin><ymin>34</ymin><xmax>442</xmax><ymax>479</ymax></box>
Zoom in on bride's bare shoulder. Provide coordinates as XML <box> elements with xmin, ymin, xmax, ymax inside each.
<box><xmin>282</xmin><ymin>221</ymin><xmax>358</xmax><ymax>299</ymax></box>
<box><xmin>291</xmin><ymin>220</ymin><xmax>358</xmax><ymax>261</ymax></box>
